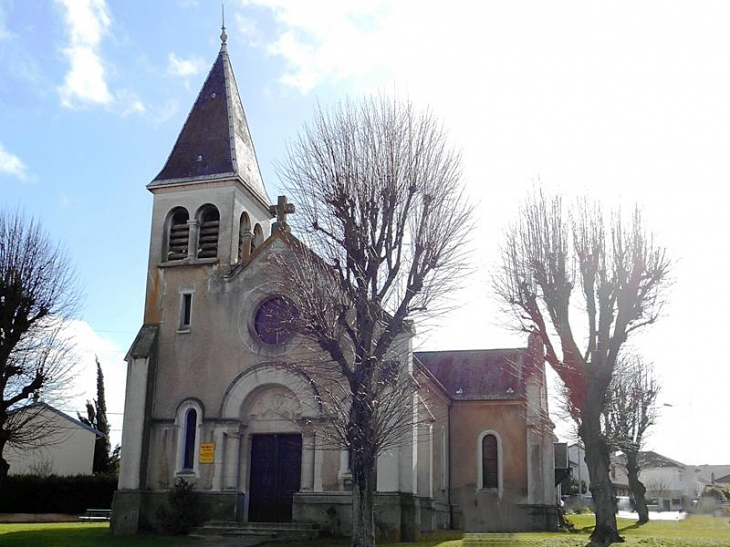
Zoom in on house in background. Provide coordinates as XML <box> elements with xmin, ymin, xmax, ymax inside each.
<box><xmin>613</xmin><ymin>451</ymin><xmax>702</xmax><ymax>510</ymax></box>
<box><xmin>567</xmin><ymin>444</ymin><xmax>594</xmax><ymax>497</ymax></box>
<box><xmin>565</xmin><ymin>443</ymin><xmax>630</xmax><ymax>506</ymax></box>
<box><xmin>4</xmin><ymin>402</ymin><xmax>102</xmax><ymax>476</ymax></box>
<box><xmin>693</xmin><ymin>465</ymin><xmax>730</xmax><ymax>488</ymax></box>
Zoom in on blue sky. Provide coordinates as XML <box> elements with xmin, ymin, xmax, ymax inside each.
<box><xmin>1</xmin><ymin>0</ymin><xmax>728</xmax><ymax>466</ymax></box>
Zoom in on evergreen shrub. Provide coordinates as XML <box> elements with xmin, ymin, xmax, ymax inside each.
<box><xmin>0</xmin><ymin>474</ymin><xmax>117</xmax><ymax>513</ymax></box>
<box><xmin>156</xmin><ymin>478</ymin><xmax>202</xmax><ymax>535</ymax></box>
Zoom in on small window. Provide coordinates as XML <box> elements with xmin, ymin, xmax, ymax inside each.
<box><xmin>482</xmin><ymin>434</ymin><xmax>499</xmax><ymax>489</ymax></box>
<box><xmin>254</xmin><ymin>296</ymin><xmax>299</xmax><ymax>345</ymax></box>
<box><xmin>182</xmin><ymin>408</ymin><xmax>197</xmax><ymax>470</ymax></box>
<box><xmin>167</xmin><ymin>208</ymin><xmax>190</xmax><ymax>260</ymax></box>
<box><xmin>179</xmin><ymin>293</ymin><xmax>192</xmax><ymax>330</ymax></box>
<box><xmin>197</xmin><ymin>206</ymin><xmax>220</xmax><ymax>258</ymax></box>
<box><xmin>239</xmin><ymin>212</ymin><xmax>252</xmax><ymax>262</ymax></box>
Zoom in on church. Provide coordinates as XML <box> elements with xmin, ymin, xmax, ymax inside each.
<box><xmin>111</xmin><ymin>28</ymin><xmax>559</xmax><ymax>539</ymax></box>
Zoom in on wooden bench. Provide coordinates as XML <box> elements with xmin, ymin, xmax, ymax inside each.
<box><xmin>79</xmin><ymin>508</ymin><xmax>111</xmax><ymax>522</ymax></box>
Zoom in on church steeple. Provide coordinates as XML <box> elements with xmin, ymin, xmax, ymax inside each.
<box><xmin>149</xmin><ymin>30</ymin><xmax>271</xmax><ymax>208</ymax></box>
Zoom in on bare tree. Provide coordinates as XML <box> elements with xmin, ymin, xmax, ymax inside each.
<box><xmin>276</xmin><ymin>96</ymin><xmax>472</xmax><ymax>547</ymax></box>
<box><xmin>644</xmin><ymin>476</ymin><xmax>673</xmax><ymax>502</ymax></box>
<box><xmin>604</xmin><ymin>355</ymin><xmax>659</xmax><ymax>524</ymax></box>
<box><xmin>493</xmin><ymin>191</ymin><xmax>670</xmax><ymax>545</ymax></box>
<box><xmin>0</xmin><ymin>210</ymin><xmax>81</xmax><ymax>489</ymax></box>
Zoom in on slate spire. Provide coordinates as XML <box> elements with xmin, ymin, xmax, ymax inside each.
<box><xmin>149</xmin><ymin>27</ymin><xmax>270</xmax><ymax>207</ymax></box>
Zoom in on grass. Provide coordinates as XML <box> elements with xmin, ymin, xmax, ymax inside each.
<box><xmin>0</xmin><ymin>522</ymin><xmax>193</xmax><ymax>547</ymax></box>
<box><xmin>0</xmin><ymin>517</ymin><xmax>728</xmax><ymax>547</ymax></box>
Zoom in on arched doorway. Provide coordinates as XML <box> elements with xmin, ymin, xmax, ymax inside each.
<box><xmin>219</xmin><ymin>365</ymin><xmax>321</xmax><ymax>523</ymax></box>
<box><xmin>242</xmin><ymin>385</ymin><xmax>303</xmax><ymax>522</ymax></box>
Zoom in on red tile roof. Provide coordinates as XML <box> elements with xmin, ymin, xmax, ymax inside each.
<box><xmin>415</xmin><ymin>348</ymin><xmax>528</xmax><ymax>401</ymax></box>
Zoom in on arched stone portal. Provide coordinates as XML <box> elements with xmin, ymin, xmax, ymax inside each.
<box><xmin>217</xmin><ymin>364</ymin><xmax>324</xmax><ymax>522</ymax></box>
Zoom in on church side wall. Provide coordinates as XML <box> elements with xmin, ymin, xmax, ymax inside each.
<box><xmin>450</xmin><ymin>400</ymin><xmax>529</xmax><ymax>532</ymax></box>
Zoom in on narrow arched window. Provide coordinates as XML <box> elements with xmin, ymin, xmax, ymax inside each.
<box><xmin>197</xmin><ymin>205</ymin><xmax>220</xmax><ymax>258</ymax></box>
<box><xmin>239</xmin><ymin>212</ymin><xmax>252</xmax><ymax>262</ymax></box>
<box><xmin>482</xmin><ymin>434</ymin><xmax>498</xmax><ymax>489</ymax></box>
<box><xmin>183</xmin><ymin>408</ymin><xmax>197</xmax><ymax>470</ymax></box>
<box><xmin>251</xmin><ymin>223</ymin><xmax>264</xmax><ymax>253</ymax></box>
<box><xmin>167</xmin><ymin>208</ymin><xmax>189</xmax><ymax>260</ymax></box>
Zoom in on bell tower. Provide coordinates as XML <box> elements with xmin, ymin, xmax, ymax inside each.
<box><xmin>114</xmin><ymin>30</ymin><xmax>276</xmax><ymax>534</ymax></box>
<box><xmin>142</xmin><ymin>23</ymin><xmax>273</xmax><ymax>323</ymax></box>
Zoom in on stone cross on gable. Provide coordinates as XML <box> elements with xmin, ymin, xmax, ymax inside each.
<box><xmin>270</xmin><ymin>195</ymin><xmax>296</xmax><ymax>234</ymax></box>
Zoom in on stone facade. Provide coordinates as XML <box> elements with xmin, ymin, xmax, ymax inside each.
<box><xmin>112</xmin><ymin>32</ymin><xmax>559</xmax><ymax>538</ymax></box>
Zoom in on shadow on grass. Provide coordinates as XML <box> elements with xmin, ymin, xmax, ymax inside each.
<box><xmin>0</xmin><ymin>527</ymin><xmax>194</xmax><ymax>547</ymax></box>
<box><xmin>617</xmin><ymin>522</ymin><xmax>641</xmax><ymax>532</ymax></box>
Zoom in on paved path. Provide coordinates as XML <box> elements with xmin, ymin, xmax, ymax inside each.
<box><xmin>184</xmin><ymin>534</ymin><xmax>274</xmax><ymax>547</ymax></box>
<box><xmin>617</xmin><ymin>510</ymin><xmax>688</xmax><ymax>521</ymax></box>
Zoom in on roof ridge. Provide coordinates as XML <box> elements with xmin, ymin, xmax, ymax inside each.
<box><xmin>415</xmin><ymin>347</ymin><xmax>527</xmax><ymax>354</ymax></box>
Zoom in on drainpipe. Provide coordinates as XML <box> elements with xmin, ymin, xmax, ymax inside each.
<box><xmin>448</xmin><ymin>401</ymin><xmax>453</xmax><ymax>529</ymax></box>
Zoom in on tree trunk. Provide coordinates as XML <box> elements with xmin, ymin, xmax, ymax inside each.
<box><xmin>352</xmin><ymin>461</ymin><xmax>376</xmax><ymax>547</ymax></box>
<box><xmin>0</xmin><ymin>434</ymin><xmax>8</xmax><ymax>491</ymax></box>
<box><xmin>350</xmin><ymin>389</ymin><xmax>377</xmax><ymax>547</ymax></box>
<box><xmin>625</xmin><ymin>451</ymin><xmax>649</xmax><ymax>524</ymax></box>
<box><xmin>581</xmin><ymin>409</ymin><xmax>623</xmax><ymax>545</ymax></box>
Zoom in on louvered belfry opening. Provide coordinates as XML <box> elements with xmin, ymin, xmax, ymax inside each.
<box><xmin>198</xmin><ymin>206</ymin><xmax>220</xmax><ymax>258</ymax></box>
<box><xmin>167</xmin><ymin>209</ymin><xmax>190</xmax><ymax>260</ymax></box>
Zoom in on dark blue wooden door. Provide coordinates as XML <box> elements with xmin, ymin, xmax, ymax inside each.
<box><xmin>248</xmin><ymin>434</ymin><xmax>302</xmax><ymax>522</ymax></box>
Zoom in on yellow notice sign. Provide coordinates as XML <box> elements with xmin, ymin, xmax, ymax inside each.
<box><xmin>199</xmin><ymin>443</ymin><xmax>214</xmax><ymax>464</ymax></box>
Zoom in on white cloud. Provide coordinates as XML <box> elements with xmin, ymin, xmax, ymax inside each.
<box><xmin>62</xmin><ymin>320</ymin><xmax>127</xmax><ymax>448</ymax></box>
<box><xmin>115</xmin><ymin>89</ymin><xmax>146</xmax><ymax>116</ymax></box>
<box><xmin>0</xmin><ymin>143</ymin><xmax>28</xmax><ymax>180</ymax></box>
<box><xmin>167</xmin><ymin>52</ymin><xmax>206</xmax><ymax>78</ymax></box>
<box><xmin>0</xmin><ymin>2</ymin><xmax>11</xmax><ymax>41</ymax></box>
<box><xmin>149</xmin><ymin>98</ymin><xmax>181</xmax><ymax>127</ymax></box>
<box><xmin>56</xmin><ymin>0</ymin><xmax>113</xmax><ymax>108</ymax></box>
<box><xmin>242</xmin><ymin>1</ymin><xmax>395</xmax><ymax>93</ymax></box>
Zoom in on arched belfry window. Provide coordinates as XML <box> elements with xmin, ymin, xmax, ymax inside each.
<box><xmin>252</xmin><ymin>223</ymin><xmax>264</xmax><ymax>253</ymax></box>
<box><xmin>183</xmin><ymin>408</ymin><xmax>197</xmax><ymax>470</ymax></box>
<box><xmin>477</xmin><ymin>430</ymin><xmax>502</xmax><ymax>493</ymax></box>
<box><xmin>197</xmin><ymin>205</ymin><xmax>220</xmax><ymax>259</ymax></box>
<box><xmin>166</xmin><ymin>208</ymin><xmax>190</xmax><ymax>261</ymax></box>
<box><xmin>239</xmin><ymin>212</ymin><xmax>252</xmax><ymax>262</ymax></box>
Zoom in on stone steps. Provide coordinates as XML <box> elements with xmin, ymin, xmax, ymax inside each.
<box><xmin>191</xmin><ymin>521</ymin><xmax>320</xmax><ymax>540</ymax></box>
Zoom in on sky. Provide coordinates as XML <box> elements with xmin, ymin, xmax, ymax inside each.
<box><xmin>0</xmin><ymin>0</ymin><xmax>728</xmax><ymax>467</ymax></box>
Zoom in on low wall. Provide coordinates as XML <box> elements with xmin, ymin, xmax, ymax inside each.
<box><xmin>293</xmin><ymin>491</ymin><xmax>448</xmax><ymax>541</ymax></box>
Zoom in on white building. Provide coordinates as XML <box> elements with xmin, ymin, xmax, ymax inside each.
<box><xmin>5</xmin><ymin>402</ymin><xmax>101</xmax><ymax>476</ymax></box>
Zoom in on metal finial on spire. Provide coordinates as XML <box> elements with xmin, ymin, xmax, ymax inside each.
<box><xmin>220</xmin><ymin>4</ymin><xmax>228</xmax><ymax>49</ymax></box>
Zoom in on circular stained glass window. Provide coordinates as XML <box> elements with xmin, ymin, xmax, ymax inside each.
<box><xmin>254</xmin><ymin>296</ymin><xmax>299</xmax><ymax>345</ymax></box>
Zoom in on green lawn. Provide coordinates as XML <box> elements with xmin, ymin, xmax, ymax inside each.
<box><xmin>0</xmin><ymin>522</ymin><xmax>193</xmax><ymax>547</ymax></box>
<box><xmin>0</xmin><ymin>516</ymin><xmax>728</xmax><ymax>547</ymax></box>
